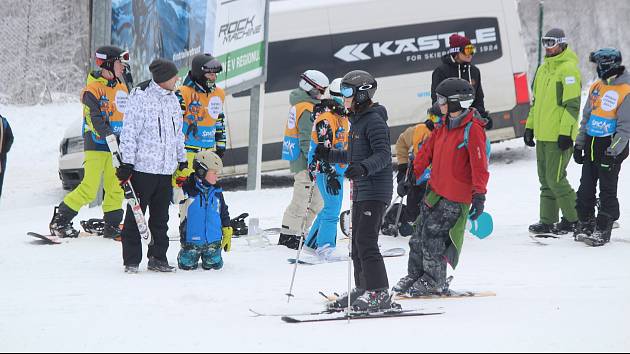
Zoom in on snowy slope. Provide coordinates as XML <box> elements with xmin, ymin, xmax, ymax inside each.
<box><xmin>0</xmin><ymin>103</ymin><xmax>629</xmax><ymax>352</ymax></box>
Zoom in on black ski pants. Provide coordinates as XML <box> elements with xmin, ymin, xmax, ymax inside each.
<box><xmin>0</xmin><ymin>154</ymin><xmax>6</xmax><ymax>200</ymax></box>
<box><xmin>122</xmin><ymin>171</ymin><xmax>172</xmax><ymax>266</ymax></box>
<box><xmin>352</xmin><ymin>200</ymin><xmax>389</xmax><ymax>291</ymax></box>
<box><xmin>404</xmin><ymin>182</ymin><xmax>427</xmax><ymax>223</ymax></box>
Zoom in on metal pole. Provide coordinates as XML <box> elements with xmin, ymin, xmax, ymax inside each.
<box><xmin>247</xmin><ymin>84</ymin><xmax>264</xmax><ymax>191</ymax></box>
<box><xmin>537</xmin><ymin>0</ymin><xmax>544</xmax><ymax>68</ymax></box>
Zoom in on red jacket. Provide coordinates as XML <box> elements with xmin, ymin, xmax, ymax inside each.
<box><xmin>414</xmin><ymin>110</ymin><xmax>489</xmax><ymax>204</ymax></box>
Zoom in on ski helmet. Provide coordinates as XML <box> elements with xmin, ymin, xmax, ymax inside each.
<box><xmin>590</xmin><ymin>48</ymin><xmax>623</xmax><ymax>80</ymax></box>
<box><xmin>95</xmin><ymin>46</ymin><xmax>127</xmax><ymax>73</ymax></box>
<box><xmin>435</xmin><ymin>78</ymin><xmax>474</xmax><ymax>113</ymax></box>
<box><xmin>329</xmin><ymin>78</ymin><xmax>344</xmax><ymax>105</ymax></box>
<box><xmin>191</xmin><ymin>53</ymin><xmax>223</xmax><ymax>87</ymax></box>
<box><xmin>340</xmin><ymin>70</ymin><xmax>377</xmax><ymax>111</ymax></box>
<box><xmin>299</xmin><ymin>70</ymin><xmax>329</xmax><ymax>98</ymax></box>
<box><xmin>193</xmin><ymin>150</ymin><xmax>223</xmax><ymax>179</ymax></box>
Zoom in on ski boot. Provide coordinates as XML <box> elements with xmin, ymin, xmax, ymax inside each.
<box><xmin>583</xmin><ymin>228</ymin><xmax>611</xmax><ymax>247</ymax></box>
<box><xmin>278</xmin><ymin>233</ymin><xmax>301</xmax><ymax>250</ymax></box>
<box><xmin>573</xmin><ymin>218</ymin><xmax>595</xmax><ymax>242</ymax></box>
<box><xmin>147</xmin><ymin>257</ymin><xmax>176</xmax><ymax>273</ymax></box>
<box><xmin>327</xmin><ymin>288</ymin><xmax>365</xmax><ymax>311</ymax></box>
<box><xmin>103</xmin><ymin>210</ymin><xmax>123</xmax><ymax>240</ymax></box>
<box><xmin>528</xmin><ymin>222</ymin><xmax>554</xmax><ymax>235</ymax></box>
<box><xmin>313</xmin><ymin>244</ymin><xmax>347</xmax><ymax>263</ymax></box>
<box><xmin>124</xmin><ymin>264</ymin><xmax>139</xmax><ymax>274</ymax></box>
<box><xmin>553</xmin><ymin>217</ymin><xmax>577</xmax><ymax>235</ymax></box>
<box><xmin>49</xmin><ymin>204</ymin><xmax>80</xmax><ymax>238</ymax></box>
<box><xmin>351</xmin><ymin>288</ymin><xmax>402</xmax><ymax>314</ymax></box>
<box><xmin>392</xmin><ymin>275</ymin><xmax>417</xmax><ymax>294</ymax></box>
<box><xmin>407</xmin><ymin>276</ymin><xmax>452</xmax><ymax>297</ymax></box>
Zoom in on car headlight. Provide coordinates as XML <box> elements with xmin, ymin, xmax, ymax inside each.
<box><xmin>62</xmin><ymin>137</ymin><xmax>84</xmax><ymax>155</ymax></box>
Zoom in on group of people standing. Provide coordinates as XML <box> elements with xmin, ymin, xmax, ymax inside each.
<box><xmin>524</xmin><ymin>28</ymin><xmax>629</xmax><ymax>247</ymax></box>
<box><xmin>47</xmin><ymin>46</ymin><xmax>233</xmax><ymax>273</ymax></box>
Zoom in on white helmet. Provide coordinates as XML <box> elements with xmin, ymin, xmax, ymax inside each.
<box><xmin>299</xmin><ymin>70</ymin><xmax>329</xmax><ymax>98</ymax></box>
<box><xmin>329</xmin><ymin>78</ymin><xmax>343</xmax><ymax>104</ymax></box>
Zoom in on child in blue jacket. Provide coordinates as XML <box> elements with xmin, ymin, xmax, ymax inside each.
<box><xmin>177</xmin><ymin>151</ymin><xmax>233</xmax><ymax>270</ymax></box>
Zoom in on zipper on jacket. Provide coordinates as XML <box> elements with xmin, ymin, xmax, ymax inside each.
<box><xmin>158</xmin><ymin>114</ymin><xmax>163</xmax><ymax>142</ymax></box>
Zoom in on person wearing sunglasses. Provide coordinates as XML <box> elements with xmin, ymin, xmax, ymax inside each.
<box><xmin>573</xmin><ymin>48</ymin><xmax>630</xmax><ymax>247</ymax></box>
<box><xmin>48</xmin><ymin>46</ymin><xmax>130</xmax><ymax>241</ymax></box>
<box><xmin>524</xmin><ymin>28</ymin><xmax>581</xmax><ymax>237</ymax></box>
<box><xmin>279</xmin><ymin>70</ymin><xmax>329</xmax><ymax>250</ymax></box>
<box><xmin>316</xmin><ymin>70</ymin><xmax>399</xmax><ymax>313</ymax></box>
<box><xmin>173</xmin><ymin>54</ymin><xmax>226</xmax><ymax>205</ymax></box>
<box><xmin>394</xmin><ymin>78</ymin><xmax>489</xmax><ymax>297</ymax></box>
<box><xmin>431</xmin><ymin>34</ymin><xmax>490</xmax><ymax>128</ymax></box>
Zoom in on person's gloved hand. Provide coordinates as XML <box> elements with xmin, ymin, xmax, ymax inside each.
<box><xmin>524</xmin><ymin>128</ymin><xmax>536</xmax><ymax>147</ymax></box>
<box><xmin>314</xmin><ymin>144</ymin><xmax>331</xmax><ymax>162</ymax></box>
<box><xmin>221</xmin><ymin>226</ymin><xmax>233</xmax><ymax>252</ymax></box>
<box><xmin>397</xmin><ymin>181</ymin><xmax>410</xmax><ymax>198</ymax></box>
<box><xmin>600</xmin><ymin>152</ymin><xmax>618</xmax><ymax>171</ymax></box>
<box><xmin>480</xmin><ymin>111</ymin><xmax>493</xmax><ymax>130</ymax></box>
<box><xmin>469</xmin><ymin>193</ymin><xmax>486</xmax><ymax>221</ymax></box>
<box><xmin>325</xmin><ymin>173</ymin><xmax>341</xmax><ymax>196</ymax></box>
<box><xmin>397</xmin><ymin>163</ymin><xmax>408</xmax><ymax>183</ymax></box>
<box><xmin>173</xmin><ymin>167</ymin><xmax>194</xmax><ymax>187</ymax></box>
<box><xmin>344</xmin><ymin>163</ymin><xmax>367</xmax><ymax>180</ymax></box>
<box><xmin>573</xmin><ymin>147</ymin><xmax>585</xmax><ymax>165</ymax></box>
<box><xmin>558</xmin><ymin>135</ymin><xmax>573</xmax><ymax>151</ymax></box>
<box><xmin>116</xmin><ymin>163</ymin><xmax>134</xmax><ymax>183</ymax></box>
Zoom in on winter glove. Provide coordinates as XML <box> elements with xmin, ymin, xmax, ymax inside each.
<box><xmin>557</xmin><ymin>135</ymin><xmax>573</xmax><ymax>151</ymax></box>
<box><xmin>178</xmin><ymin>162</ymin><xmax>188</xmax><ymax>171</ymax></box>
<box><xmin>173</xmin><ymin>167</ymin><xmax>194</xmax><ymax>188</ymax></box>
<box><xmin>116</xmin><ymin>163</ymin><xmax>134</xmax><ymax>183</ymax></box>
<box><xmin>573</xmin><ymin>147</ymin><xmax>585</xmax><ymax>165</ymax></box>
<box><xmin>344</xmin><ymin>163</ymin><xmax>367</xmax><ymax>180</ymax></box>
<box><xmin>221</xmin><ymin>226</ymin><xmax>233</xmax><ymax>252</ymax></box>
<box><xmin>600</xmin><ymin>153</ymin><xmax>618</xmax><ymax>171</ymax></box>
<box><xmin>397</xmin><ymin>163</ymin><xmax>408</xmax><ymax>183</ymax></box>
<box><xmin>397</xmin><ymin>181</ymin><xmax>410</xmax><ymax>198</ymax></box>
<box><xmin>524</xmin><ymin>129</ymin><xmax>536</xmax><ymax>147</ymax></box>
<box><xmin>480</xmin><ymin>111</ymin><xmax>493</xmax><ymax>130</ymax></box>
<box><xmin>314</xmin><ymin>144</ymin><xmax>331</xmax><ymax>162</ymax></box>
<box><xmin>325</xmin><ymin>173</ymin><xmax>341</xmax><ymax>196</ymax></box>
<box><xmin>469</xmin><ymin>193</ymin><xmax>486</xmax><ymax>221</ymax></box>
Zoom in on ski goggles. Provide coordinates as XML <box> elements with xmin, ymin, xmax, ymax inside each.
<box><xmin>541</xmin><ymin>36</ymin><xmax>567</xmax><ymax>49</ymax></box>
<box><xmin>340</xmin><ymin>85</ymin><xmax>355</xmax><ymax>98</ymax></box>
<box><xmin>119</xmin><ymin>51</ymin><xmax>130</xmax><ymax>63</ymax></box>
<box><xmin>462</xmin><ymin>44</ymin><xmax>476</xmax><ymax>56</ymax></box>
<box><xmin>202</xmin><ymin>59</ymin><xmax>223</xmax><ymax>74</ymax></box>
<box><xmin>436</xmin><ymin>94</ymin><xmax>448</xmax><ymax>105</ymax></box>
<box><xmin>436</xmin><ymin>93</ymin><xmax>474</xmax><ymax>108</ymax></box>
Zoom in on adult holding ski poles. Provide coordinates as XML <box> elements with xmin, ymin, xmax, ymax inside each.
<box><xmin>315</xmin><ymin>70</ymin><xmax>399</xmax><ymax>313</ymax></box>
<box><xmin>118</xmin><ymin>59</ymin><xmax>188</xmax><ymax>273</ymax></box>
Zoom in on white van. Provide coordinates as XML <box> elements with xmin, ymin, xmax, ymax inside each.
<box><xmin>220</xmin><ymin>0</ymin><xmax>531</xmax><ymax>174</ymax></box>
<box><xmin>59</xmin><ymin>0</ymin><xmax>530</xmax><ymax>187</ymax></box>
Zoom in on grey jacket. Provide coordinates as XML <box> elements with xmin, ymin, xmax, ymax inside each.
<box><xmin>330</xmin><ymin>104</ymin><xmax>393</xmax><ymax>204</ymax></box>
<box><xmin>120</xmin><ymin>80</ymin><xmax>187</xmax><ymax>175</ymax></box>
<box><xmin>288</xmin><ymin>88</ymin><xmax>320</xmax><ymax>174</ymax></box>
<box><xmin>576</xmin><ymin>69</ymin><xmax>630</xmax><ymax>157</ymax></box>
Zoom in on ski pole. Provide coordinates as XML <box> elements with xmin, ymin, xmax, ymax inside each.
<box><xmin>347</xmin><ymin>180</ymin><xmax>353</xmax><ymax>323</ymax></box>
<box><xmin>286</xmin><ymin>163</ymin><xmax>319</xmax><ymax>302</ymax></box>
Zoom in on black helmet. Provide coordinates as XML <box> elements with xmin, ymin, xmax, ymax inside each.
<box><xmin>95</xmin><ymin>46</ymin><xmax>127</xmax><ymax>73</ymax></box>
<box><xmin>340</xmin><ymin>70</ymin><xmax>377</xmax><ymax>110</ymax></box>
<box><xmin>590</xmin><ymin>48</ymin><xmax>623</xmax><ymax>80</ymax></box>
<box><xmin>191</xmin><ymin>53</ymin><xmax>223</xmax><ymax>86</ymax></box>
<box><xmin>435</xmin><ymin>78</ymin><xmax>475</xmax><ymax>113</ymax></box>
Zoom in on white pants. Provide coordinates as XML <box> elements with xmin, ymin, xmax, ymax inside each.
<box><xmin>281</xmin><ymin>170</ymin><xmax>323</xmax><ymax>236</ymax></box>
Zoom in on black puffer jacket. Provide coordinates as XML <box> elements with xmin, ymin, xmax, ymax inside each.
<box><xmin>431</xmin><ymin>54</ymin><xmax>487</xmax><ymax>116</ymax></box>
<box><xmin>330</xmin><ymin>104</ymin><xmax>393</xmax><ymax>204</ymax></box>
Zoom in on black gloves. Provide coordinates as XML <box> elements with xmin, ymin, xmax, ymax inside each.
<box><xmin>325</xmin><ymin>173</ymin><xmax>341</xmax><ymax>196</ymax></box>
<box><xmin>116</xmin><ymin>163</ymin><xmax>134</xmax><ymax>183</ymax></box>
<box><xmin>397</xmin><ymin>163</ymin><xmax>408</xmax><ymax>183</ymax></box>
<box><xmin>469</xmin><ymin>193</ymin><xmax>486</xmax><ymax>221</ymax></box>
<box><xmin>573</xmin><ymin>147</ymin><xmax>585</xmax><ymax>165</ymax></box>
<box><xmin>480</xmin><ymin>111</ymin><xmax>493</xmax><ymax>130</ymax></box>
<box><xmin>344</xmin><ymin>163</ymin><xmax>367</xmax><ymax>180</ymax></box>
<box><xmin>314</xmin><ymin>144</ymin><xmax>331</xmax><ymax>162</ymax></box>
<box><xmin>524</xmin><ymin>129</ymin><xmax>535</xmax><ymax>147</ymax></box>
<box><xmin>558</xmin><ymin>135</ymin><xmax>573</xmax><ymax>151</ymax></box>
<box><xmin>397</xmin><ymin>181</ymin><xmax>410</xmax><ymax>198</ymax></box>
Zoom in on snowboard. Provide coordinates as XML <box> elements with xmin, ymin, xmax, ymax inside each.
<box><xmin>529</xmin><ymin>222</ymin><xmax>620</xmax><ymax>245</ymax></box>
<box><xmin>106</xmin><ymin>135</ymin><xmax>151</xmax><ymax>245</ymax></box>
<box><xmin>288</xmin><ymin>248</ymin><xmax>406</xmax><ymax>265</ymax></box>
<box><xmin>27</xmin><ymin>232</ymin><xmax>62</xmax><ymax>245</ymax></box>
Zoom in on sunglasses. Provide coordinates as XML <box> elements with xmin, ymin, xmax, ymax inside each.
<box><xmin>463</xmin><ymin>44</ymin><xmax>476</xmax><ymax>56</ymax></box>
<box><xmin>541</xmin><ymin>36</ymin><xmax>566</xmax><ymax>49</ymax></box>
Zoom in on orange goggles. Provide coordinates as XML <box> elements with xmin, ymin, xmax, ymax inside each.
<box><xmin>463</xmin><ymin>44</ymin><xmax>476</xmax><ymax>56</ymax></box>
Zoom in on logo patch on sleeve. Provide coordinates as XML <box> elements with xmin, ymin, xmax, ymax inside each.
<box><xmin>565</xmin><ymin>76</ymin><xmax>576</xmax><ymax>85</ymax></box>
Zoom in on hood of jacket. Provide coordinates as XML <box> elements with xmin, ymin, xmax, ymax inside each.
<box><xmin>289</xmin><ymin>88</ymin><xmax>320</xmax><ymax>106</ymax></box>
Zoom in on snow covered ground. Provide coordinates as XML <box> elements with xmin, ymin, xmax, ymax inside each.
<box><xmin>0</xmin><ymin>103</ymin><xmax>629</xmax><ymax>352</ymax></box>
